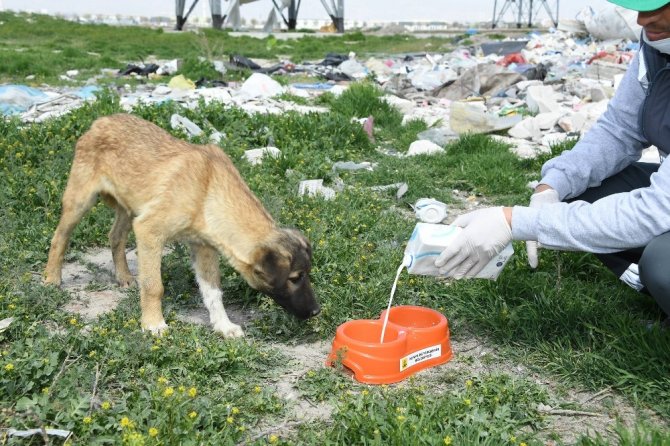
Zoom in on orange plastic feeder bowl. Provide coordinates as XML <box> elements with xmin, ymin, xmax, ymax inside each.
<box><xmin>326</xmin><ymin>305</ymin><xmax>453</xmax><ymax>384</ymax></box>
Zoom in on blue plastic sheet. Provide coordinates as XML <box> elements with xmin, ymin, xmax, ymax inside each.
<box><xmin>0</xmin><ymin>85</ymin><xmax>49</xmax><ymax>115</ymax></box>
<box><xmin>290</xmin><ymin>82</ymin><xmax>333</xmax><ymax>90</ymax></box>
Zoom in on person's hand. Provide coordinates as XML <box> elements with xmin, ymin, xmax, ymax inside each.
<box><xmin>525</xmin><ymin>187</ymin><xmax>559</xmax><ymax>268</ymax></box>
<box><xmin>434</xmin><ymin>207</ymin><xmax>512</xmax><ymax>279</ymax></box>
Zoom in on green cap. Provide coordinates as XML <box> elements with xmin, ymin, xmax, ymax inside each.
<box><xmin>608</xmin><ymin>0</ymin><xmax>669</xmax><ymax>11</ymax></box>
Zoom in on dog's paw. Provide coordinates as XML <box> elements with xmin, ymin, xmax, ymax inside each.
<box><xmin>213</xmin><ymin>321</ymin><xmax>244</xmax><ymax>338</ymax></box>
<box><xmin>116</xmin><ymin>274</ymin><xmax>136</xmax><ymax>288</ymax></box>
<box><xmin>42</xmin><ymin>274</ymin><xmax>61</xmax><ymax>287</ymax></box>
<box><xmin>142</xmin><ymin>320</ymin><xmax>169</xmax><ymax>336</ymax></box>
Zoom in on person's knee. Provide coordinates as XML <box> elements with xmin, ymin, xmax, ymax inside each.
<box><xmin>639</xmin><ymin>235</ymin><xmax>670</xmax><ymax>314</ymax></box>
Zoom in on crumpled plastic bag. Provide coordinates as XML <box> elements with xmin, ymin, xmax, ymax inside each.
<box><xmin>0</xmin><ymin>85</ymin><xmax>49</xmax><ymax>115</ymax></box>
<box><xmin>236</xmin><ymin>73</ymin><xmax>284</xmax><ymax>100</ymax></box>
<box><xmin>168</xmin><ymin>74</ymin><xmax>196</xmax><ymax>90</ymax></box>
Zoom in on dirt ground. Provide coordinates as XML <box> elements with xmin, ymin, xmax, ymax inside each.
<box><xmin>58</xmin><ymin>248</ymin><xmax>664</xmax><ymax>444</ymax></box>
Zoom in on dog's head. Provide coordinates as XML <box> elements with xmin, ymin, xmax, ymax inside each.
<box><xmin>247</xmin><ymin>228</ymin><xmax>320</xmax><ymax>319</ymax></box>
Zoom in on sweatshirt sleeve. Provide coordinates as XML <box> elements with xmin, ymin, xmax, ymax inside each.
<box><xmin>511</xmin><ymin>50</ymin><xmax>670</xmax><ymax>253</ymax></box>
<box><xmin>539</xmin><ymin>51</ymin><xmax>649</xmax><ymax>201</ymax></box>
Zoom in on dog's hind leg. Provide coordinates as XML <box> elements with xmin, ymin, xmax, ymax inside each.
<box><xmin>103</xmin><ymin>194</ymin><xmax>135</xmax><ymax>287</ymax></box>
<box><xmin>44</xmin><ymin>167</ymin><xmax>100</xmax><ymax>286</ymax></box>
<box><xmin>133</xmin><ymin>219</ymin><xmax>168</xmax><ymax>334</ymax></box>
<box><xmin>190</xmin><ymin>242</ymin><xmax>244</xmax><ymax>338</ymax></box>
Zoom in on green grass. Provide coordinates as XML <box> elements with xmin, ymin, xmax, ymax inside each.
<box><xmin>0</xmin><ymin>11</ymin><xmax>456</xmax><ymax>86</ymax></box>
<box><xmin>1</xmin><ymin>12</ymin><xmax>669</xmax><ymax>446</ymax></box>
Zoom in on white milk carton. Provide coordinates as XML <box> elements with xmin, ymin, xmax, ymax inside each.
<box><xmin>403</xmin><ymin>222</ymin><xmax>514</xmax><ymax>280</ymax></box>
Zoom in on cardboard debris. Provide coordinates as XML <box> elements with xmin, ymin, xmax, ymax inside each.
<box><xmin>244</xmin><ymin>147</ymin><xmax>282</xmax><ymax>165</ymax></box>
<box><xmin>6</xmin><ymin>428</ymin><xmax>72</xmax><ymax>440</ymax></box>
<box><xmin>298</xmin><ymin>179</ymin><xmax>337</xmax><ymax>200</ymax></box>
<box><xmin>0</xmin><ymin>317</ymin><xmax>14</xmax><ymax>332</ymax></box>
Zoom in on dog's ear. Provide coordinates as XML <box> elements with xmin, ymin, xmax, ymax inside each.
<box><xmin>253</xmin><ymin>247</ymin><xmax>291</xmax><ymax>290</ymax></box>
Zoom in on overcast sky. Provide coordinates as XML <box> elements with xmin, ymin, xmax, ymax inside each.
<box><xmin>2</xmin><ymin>0</ymin><xmax>614</xmax><ymax>23</ymax></box>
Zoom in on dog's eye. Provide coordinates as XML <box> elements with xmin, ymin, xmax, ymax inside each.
<box><xmin>288</xmin><ymin>272</ymin><xmax>304</xmax><ymax>284</ymax></box>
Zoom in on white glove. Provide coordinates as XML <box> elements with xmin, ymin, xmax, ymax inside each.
<box><xmin>525</xmin><ymin>188</ymin><xmax>559</xmax><ymax>268</ymax></box>
<box><xmin>434</xmin><ymin>207</ymin><xmax>512</xmax><ymax>279</ymax></box>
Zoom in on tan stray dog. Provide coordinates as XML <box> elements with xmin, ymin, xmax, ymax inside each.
<box><xmin>44</xmin><ymin>114</ymin><xmax>320</xmax><ymax>336</ymax></box>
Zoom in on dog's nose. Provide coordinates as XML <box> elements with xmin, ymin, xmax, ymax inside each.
<box><xmin>310</xmin><ymin>306</ymin><xmax>321</xmax><ymax>317</ymax></box>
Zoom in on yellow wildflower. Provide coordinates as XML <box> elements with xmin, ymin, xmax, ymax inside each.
<box><xmin>444</xmin><ymin>436</ymin><xmax>453</xmax><ymax>445</ymax></box>
<box><xmin>227</xmin><ymin>416</ymin><xmax>234</xmax><ymax>424</ymax></box>
<box><xmin>269</xmin><ymin>434</ymin><xmax>278</xmax><ymax>444</ymax></box>
<box><xmin>231</xmin><ymin>407</ymin><xmax>240</xmax><ymax>415</ymax></box>
<box><xmin>188</xmin><ymin>387</ymin><xmax>197</xmax><ymax>397</ymax></box>
<box><xmin>4</xmin><ymin>363</ymin><xmax>14</xmax><ymax>372</ymax></box>
<box><xmin>101</xmin><ymin>401</ymin><xmax>111</xmax><ymax>410</ymax></box>
<box><xmin>163</xmin><ymin>387</ymin><xmax>174</xmax><ymax>397</ymax></box>
<box><xmin>188</xmin><ymin>411</ymin><xmax>197</xmax><ymax>419</ymax></box>
<box><xmin>148</xmin><ymin>428</ymin><xmax>158</xmax><ymax>437</ymax></box>
<box><xmin>83</xmin><ymin>416</ymin><xmax>92</xmax><ymax>424</ymax></box>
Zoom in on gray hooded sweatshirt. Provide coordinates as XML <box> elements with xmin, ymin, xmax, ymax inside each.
<box><xmin>511</xmin><ymin>49</ymin><xmax>670</xmax><ymax>253</ymax></box>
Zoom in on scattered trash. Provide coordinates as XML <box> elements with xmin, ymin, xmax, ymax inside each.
<box><xmin>6</xmin><ymin>428</ymin><xmax>72</xmax><ymax>440</ymax></box>
<box><xmin>236</xmin><ymin>72</ymin><xmax>284</xmax><ymax>100</ymax></box>
<box><xmin>291</xmin><ymin>82</ymin><xmax>333</xmax><ymax>90</ymax></box>
<box><xmin>0</xmin><ymin>85</ymin><xmax>50</xmax><ymax>114</ymax></box>
<box><xmin>230</xmin><ymin>54</ymin><xmax>262</xmax><ymax>70</ymax></box>
<box><xmin>168</xmin><ymin>74</ymin><xmax>196</xmax><ymax>90</ymax></box>
<box><xmin>480</xmin><ymin>40</ymin><xmax>529</xmax><ymax>56</ymax></box>
<box><xmin>119</xmin><ymin>63</ymin><xmax>159</xmax><ymax>77</ymax></box>
<box><xmin>405</xmin><ymin>140</ymin><xmax>445</xmax><ymax>157</ymax></box>
<box><xmin>332</xmin><ymin>161</ymin><xmax>376</xmax><ymax>171</ymax></box>
<box><xmin>298</xmin><ymin>179</ymin><xmax>337</xmax><ymax>200</ymax></box>
<box><xmin>408</xmin><ymin>65</ymin><xmax>458</xmax><ymax>91</ymax></box>
<box><xmin>0</xmin><ymin>317</ymin><xmax>14</xmax><ymax>332</ymax></box>
<box><xmin>449</xmin><ymin>101</ymin><xmax>522</xmax><ymax>135</ymax></box>
<box><xmin>157</xmin><ymin>59</ymin><xmax>180</xmax><ymax>76</ymax></box>
<box><xmin>413</xmin><ymin>198</ymin><xmax>448</xmax><ymax>224</ymax></box>
<box><xmin>339</xmin><ymin>59</ymin><xmax>368</xmax><ymax>79</ymax></box>
<box><xmin>369</xmin><ymin>182</ymin><xmax>409</xmax><ymax>199</ymax></box>
<box><xmin>581</xmin><ymin>4</ymin><xmax>641</xmax><ymax>41</ymax></box>
<box><xmin>243</xmin><ymin>147</ymin><xmax>282</xmax><ymax>165</ymax></box>
<box><xmin>417</xmin><ymin>127</ymin><xmax>459</xmax><ymax>146</ymax></box>
<box><xmin>362</xmin><ymin>115</ymin><xmax>375</xmax><ymax>141</ymax></box>
<box><xmin>170</xmin><ymin>113</ymin><xmax>203</xmax><ymax>137</ymax></box>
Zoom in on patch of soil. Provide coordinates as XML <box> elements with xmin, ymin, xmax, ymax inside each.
<box><xmin>60</xmin><ymin>247</ymin><xmax>255</xmax><ymax>329</ymax></box>
<box><xmin>61</xmin><ymin>248</ymin><xmax>131</xmax><ymax>320</ymax></box>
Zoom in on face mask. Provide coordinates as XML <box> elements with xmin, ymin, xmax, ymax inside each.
<box><xmin>643</xmin><ymin>29</ymin><xmax>670</xmax><ymax>55</ymax></box>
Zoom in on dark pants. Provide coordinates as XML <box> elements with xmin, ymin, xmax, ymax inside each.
<box><xmin>569</xmin><ymin>162</ymin><xmax>670</xmax><ymax>316</ymax></box>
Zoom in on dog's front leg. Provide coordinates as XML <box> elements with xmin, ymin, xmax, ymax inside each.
<box><xmin>134</xmin><ymin>224</ymin><xmax>168</xmax><ymax>334</ymax></box>
<box><xmin>190</xmin><ymin>243</ymin><xmax>244</xmax><ymax>338</ymax></box>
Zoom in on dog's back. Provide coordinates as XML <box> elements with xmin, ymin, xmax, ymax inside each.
<box><xmin>73</xmin><ymin>114</ymin><xmax>212</xmax><ymax>216</ymax></box>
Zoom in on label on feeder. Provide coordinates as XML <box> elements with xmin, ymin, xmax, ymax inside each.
<box><xmin>400</xmin><ymin>344</ymin><xmax>442</xmax><ymax>371</ymax></box>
